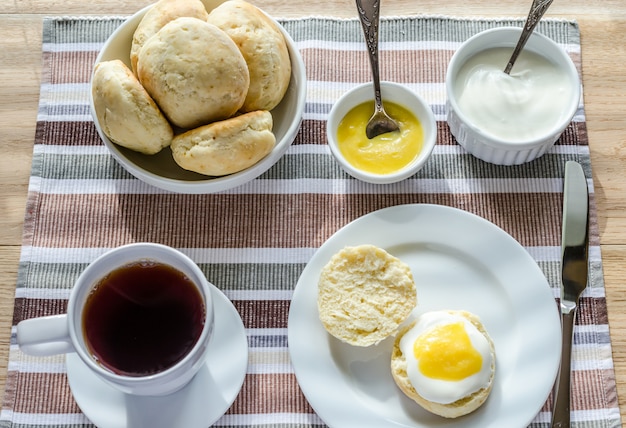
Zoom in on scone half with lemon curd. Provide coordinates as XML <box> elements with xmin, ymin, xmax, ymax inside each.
<box><xmin>317</xmin><ymin>244</ymin><xmax>417</xmax><ymax>347</ymax></box>
<box><xmin>391</xmin><ymin>310</ymin><xmax>496</xmax><ymax>418</ymax></box>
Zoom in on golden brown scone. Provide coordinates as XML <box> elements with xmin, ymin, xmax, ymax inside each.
<box><xmin>91</xmin><ymin>59</ymin><xmax>173</xmax><ymax>155</ymax></box>
<box><xmin>207</xmin><ymin>0</ymin><xmax>291</xmax><ymax>112</ymax></box>
<box><xmin>137</xmin><ymin>17</ymin><xmax>250</xmax><ymax>129</ymax></box>
<box><xmin>171</xmin><ymin>110</ymin><xmax>275</xmax><ymax>176</ymax></box>
<box><xmin>317</xmin><ymin>245</ymin><xmax>417</xmax><ymax>347</ymax></box>
<box><xmin>130</xmin><ymin>0</ymin><xmax>209</xmax><ymax>75</ymax></box>
<box><xmin>391</xmin><ymin>310</ymin><xmax>496</xmax><ymax>418</ymax></box>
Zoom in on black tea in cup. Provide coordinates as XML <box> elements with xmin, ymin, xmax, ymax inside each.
<box><xmin>82</xmin><ymin>260</ymin><xmax>205</xmax><ymax>376</ymax></box>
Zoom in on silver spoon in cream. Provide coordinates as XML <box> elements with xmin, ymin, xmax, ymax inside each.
<box><xmin>355</xmin><ymin>0</ymin><xmax>400</xmax><ymax>139</ymax></box>
<box><xmin>504</xmin><ymin>0</ymin><xmax>554</xmax><ymax>74</ymax></box>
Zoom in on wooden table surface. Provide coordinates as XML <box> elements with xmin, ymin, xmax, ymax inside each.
<box><xmin>1</xmin><ymin>0</ymin><xmax>625</xmax><ymax>424</ymax></box>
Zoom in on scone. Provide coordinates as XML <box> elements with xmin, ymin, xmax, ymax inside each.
<box><xmin>317</xmin><ymin>245</ymin><xmax>417</xmax><ymax>347</ymax></box>
<box><xmin>137</xmin><ymin>17</ymin><xmax>250</xmax><ymax>129</ymax></box>
<box><xmin>130</xmin><ymin>0</ymin><xmax>209</xmax><ymax>75</ymax></box>
<box><xmin>91</xmin><ymin>59</ymin><xmax>173</xmax><ymax>155</ymax></box>
<box><xmin>391</xmin><ymin>310</ymin><xmax>496</xmax><ymax>418</ymax></box>
<box><xmin>171</xmin><ymin>110</ymin><xmax>275</xmax><ymax>176</ymax></box>
<box><xmin>207</xmin><ymin>0</ymin><xmax>291</xmax><ymax>112</ymax></box>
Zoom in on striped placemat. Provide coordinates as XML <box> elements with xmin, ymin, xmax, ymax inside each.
<box><xmin>0</xmin><ymin>14</ymin><xmax>621</xmax><ymax>428</ymax></box>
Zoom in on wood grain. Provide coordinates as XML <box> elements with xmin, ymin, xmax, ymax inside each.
<box><xmin>1</xmin><ymin>0</ymin><xmax>625</xmax><ymax>424</ymax></box>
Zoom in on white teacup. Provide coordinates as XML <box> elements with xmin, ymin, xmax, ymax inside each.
<box><xmin>17</xmin><ymin>243</ymin><xmax>215</xmax><ymax>396</ymax></box>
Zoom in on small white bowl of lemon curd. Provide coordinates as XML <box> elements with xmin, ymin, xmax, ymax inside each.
<box><xmin>326</xmin><ymin>82</ymin><xmax>437</xmax><ymax>184</ymax></box>
<box><xmin>446</xmin><ymin>27</ymin><xmax>580</xmax><ymax>165</ymax></box>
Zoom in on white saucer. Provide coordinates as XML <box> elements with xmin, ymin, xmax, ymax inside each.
<box><xmin>67</xmin><ymin>284</ymin><xmax>248</xmax><ymax>428</ymax></box>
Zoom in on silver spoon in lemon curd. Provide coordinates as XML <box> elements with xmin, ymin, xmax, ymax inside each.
<box><xmin>336</xmin><ymin>101</ymin><xmax>424</xmax><ymax>175</ymax></box>
<box><xmin>355</xmin><ymin>0</ymin><xmax>400</xmax><ymax>139</ymax></box>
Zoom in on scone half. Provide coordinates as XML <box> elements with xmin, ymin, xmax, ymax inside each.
<box><xmin>317</xmin><ymin>244</ymin><xmax>417</xmax><ymax>347</ymax></box>
<box><xmin>391</xmin><ymin>310</ymin><xmax>496</xmax><ymax>418</ymax></box>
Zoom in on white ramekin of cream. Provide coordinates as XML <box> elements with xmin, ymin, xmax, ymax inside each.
<box><xmin>446</xmin><ymin>27</ymin><xmax>580</xmax><ymax>165</ymax></box>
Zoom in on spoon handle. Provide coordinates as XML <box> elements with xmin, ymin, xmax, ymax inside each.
<box><xmin>355</xmin><ymin>0</ymin><xmax>384</xmax><ymax>112</ymax></box>
<box><xmin>504</xmin><ymin>0</ymin><xmax>554</xmax><ymax>74</ymax></box>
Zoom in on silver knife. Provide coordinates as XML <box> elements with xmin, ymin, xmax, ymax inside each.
<box><xmin>551</xmin><ymin>160</ymin><xmax>590</xmax><ymax>428</ymax></box>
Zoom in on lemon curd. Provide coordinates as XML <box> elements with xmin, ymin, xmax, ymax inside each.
<box><xmin>413</xmin><ymin>321</ymin><xmax>483</xmax><ymax>381</ymax></box>
<box><xmin>336</xmin><ymin>101</ymin><xmax>423</xmax><ymax>175</ymax></box>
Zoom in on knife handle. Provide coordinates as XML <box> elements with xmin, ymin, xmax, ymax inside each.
<box><xmin>551</xmin><ymin>309</ymin><xmax>576</xmax><ymax>427</ymax></box>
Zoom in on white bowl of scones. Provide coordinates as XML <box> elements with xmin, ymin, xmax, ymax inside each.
<box><xmin>90</xmin><ymin>0</ymin><xmax>306</xmax><ymax>193</ymax></box>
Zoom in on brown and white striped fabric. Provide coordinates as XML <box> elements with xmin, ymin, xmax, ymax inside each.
<box><xmin>0</xmin><ymin>15</ymin><xmax>620</xmax><ymax>428</ymax></box>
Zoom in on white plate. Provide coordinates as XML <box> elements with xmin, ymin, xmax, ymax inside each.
<box><xmin>288</xmin><ymin>204</ymin><xmax>561</xmax><ymax>427</ymax></box>
<box><xmin>67</xmin><ymin>284</ymin><xmax>248</xmax><ymax>428</ymax></box>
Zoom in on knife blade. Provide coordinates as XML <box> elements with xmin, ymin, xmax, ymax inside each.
<box><xmin>551</xmin><ymin>160</ymin><xmax>589</xmax><ymax>428</ymax></box>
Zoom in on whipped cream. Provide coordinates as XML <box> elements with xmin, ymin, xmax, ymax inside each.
<box><xmin>454</xmin><ymin>47</ymin><xmax>575</xmax><ymax>142</ymax></box>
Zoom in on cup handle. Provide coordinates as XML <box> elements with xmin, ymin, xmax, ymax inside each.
<box><xmin>17</xmin><ymin>315</ymin><xmax>75</xmax><ymax>356</ymax></box>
